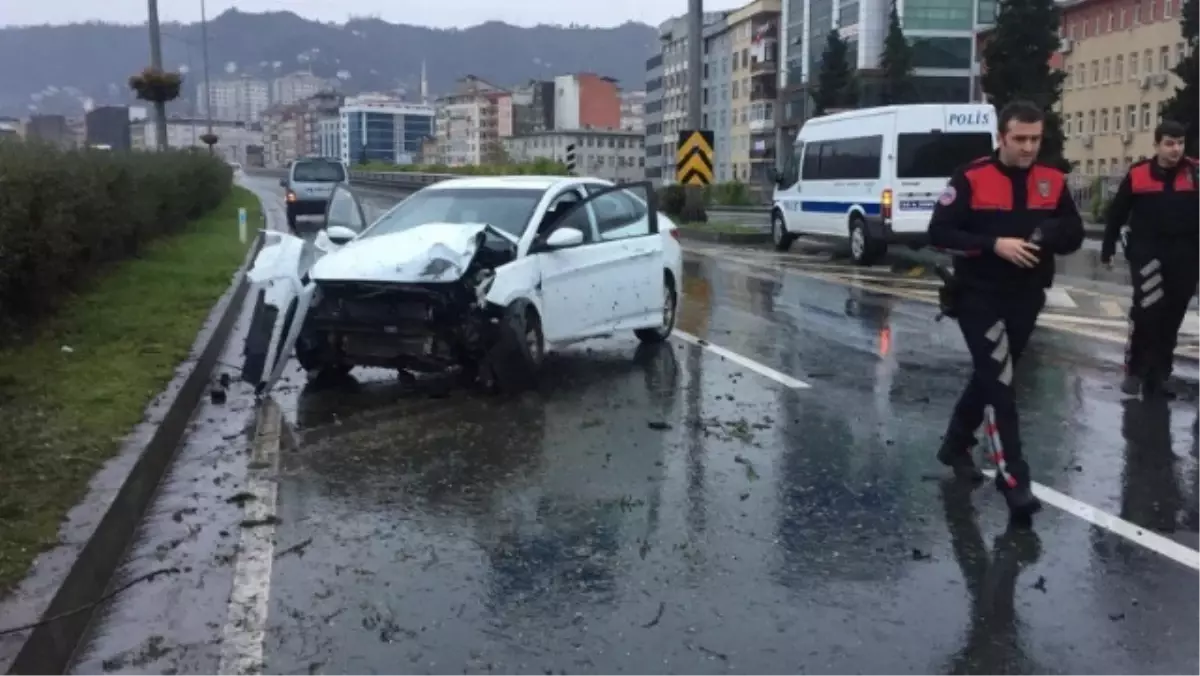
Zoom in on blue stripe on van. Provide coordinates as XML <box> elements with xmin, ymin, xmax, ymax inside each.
<box><xmin>800</xmin><ymin>200</ymin><xmax>882</xmax><ymax>216</ymax></box>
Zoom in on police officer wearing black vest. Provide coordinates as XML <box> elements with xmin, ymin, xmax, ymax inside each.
<box><xmin>927</xmin><ymin>101</ymin><xmax>1086</xmax><ymax>520</ymax></box>
<box><xmin>1101</xmin><ymin>120</ymin><xmax>1199</xmax><ymax>399</ymax></box>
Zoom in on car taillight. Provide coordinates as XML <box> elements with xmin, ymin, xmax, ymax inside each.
<box><xmin>881</xmin><ymin>189</ymin><xmax>893</xmax><ymax>221</ymax></box>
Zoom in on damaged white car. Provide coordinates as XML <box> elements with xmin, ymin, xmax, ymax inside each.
<box><xmin>242</xmin><ymin>176</ymin><xmax>684</xmax><ymax>394</ymax></box>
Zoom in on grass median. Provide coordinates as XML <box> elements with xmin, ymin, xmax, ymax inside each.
<box><xmin>0</xmin><ymin>186</ymin><xmax>259</xmax><ymax>594</ymax></box>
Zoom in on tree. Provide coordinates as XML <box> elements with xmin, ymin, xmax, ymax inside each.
<box><xmin>879</xmin><ymin>0</ymin><xmax>916</xmax><ymax>104</ymax></box>
<box><xmin>1164</xmin><ymin>0</ymin><xmax>1198</xmax><ymax>156</ymax></box>
<box><xmin>128</xmin><ymin>67</ymin><xmax>182</xmax><ymax>151</ymax></box>
<box><xmin>813</xmin><ymin>29</ymin><xmax>858</xmax><ymax>115</ymax></box>
<box><xmin>980</xmin><ymin>0</ymin><xmax>1068</xmax><ymax>168</ymax></box>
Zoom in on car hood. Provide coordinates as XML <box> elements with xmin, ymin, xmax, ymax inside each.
<box><xmin>309</xmin><ymin>222</ymin><xmax>505</xmax><ymax>284</ymax></box>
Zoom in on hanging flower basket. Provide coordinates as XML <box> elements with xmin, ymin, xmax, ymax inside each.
<box><xmin>128</xmin><ymin>67</ymin><xmax>183</xmax><ymax>104</ymax></box>
<box><xmin>199</xmin><ymin>133</ymin><xmax>219</xmax><ymax>146</ymax></box>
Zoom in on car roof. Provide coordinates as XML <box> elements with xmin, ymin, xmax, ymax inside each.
<box><xmin>425</xmin><ymin>175</ymin><xmax>609</xmax><ymax>192</ymax></box>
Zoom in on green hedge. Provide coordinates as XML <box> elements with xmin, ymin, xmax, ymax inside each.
<box><xmin>0</xmin><ymin>140</ymin><xmax>232</xmax><ymax>337</ymax></box>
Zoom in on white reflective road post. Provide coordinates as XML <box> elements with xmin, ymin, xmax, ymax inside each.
<box><xmin>238</xmin><ymin>207</ymin><xmax>247</xmax><ymax>243</ymax></box>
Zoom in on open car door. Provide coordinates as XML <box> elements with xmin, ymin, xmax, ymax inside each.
<box><xmin>241</xmin><ymin>182</ymin><xmax>369</xmax><ymax>392</ymax></box>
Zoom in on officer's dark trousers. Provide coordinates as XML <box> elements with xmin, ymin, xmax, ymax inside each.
<box><xmin>944</xmin><ymin>287</ymin><xmax>1045</xmax><ymax>487</ymax></box>
<box><xmin>1126</xmin><ymin>246</ymin><xmax>1199</xmax><ymax>381</ymax></box>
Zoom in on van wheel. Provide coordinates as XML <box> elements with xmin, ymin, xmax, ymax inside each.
<box><xmin>771</xmin><ymin>209</ymin><xmax>795</xmax><ymax>252</ymax></box>
<box><xmin>849</xmin><ymin>216</ymin><xmax>885</xmax><ymax>266</ymax></box>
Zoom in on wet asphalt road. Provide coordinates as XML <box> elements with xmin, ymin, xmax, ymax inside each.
<box><xmin>64</xmin><ymin>177</ymin><xmax>1199</xmax><ymax>675</ymax></box>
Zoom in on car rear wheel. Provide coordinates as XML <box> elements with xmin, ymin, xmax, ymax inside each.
<box><xmin>635</xmin><ymin>274</ymin><xmax>677</xmax><ymax>343</ymax></box>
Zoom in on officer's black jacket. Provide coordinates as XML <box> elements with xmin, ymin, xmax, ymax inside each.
<box><xmin>927</xmin><ymin>153</ymin><xmax>1085</xmax><ymax>291</ymax></box>
<box><xmin>1101</xmin><ymin>157</ymin><xmax>1199</xmax><ymax>262</ymax></box>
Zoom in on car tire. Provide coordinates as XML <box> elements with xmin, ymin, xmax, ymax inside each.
<box><xmin>771</xmin><ymin>209</ymin><xmax>795</xmax><ymax>252</ymax></box>
<box><xmin>485</xmin><ymin>302</ymin><xmax>544</xmax><ymax>394</ymax></box>
<box><xmin>635</xmin><ymin>273</ymin><xmax>677</xmax><ymax>343</ymax></box>
<box><xmin>849</xmin><ymin>215</ymin><xmax>885</xmax><ymax>266</ymax></box>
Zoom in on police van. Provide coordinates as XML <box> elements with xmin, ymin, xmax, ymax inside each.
<box><xmin>769</xmin><ymin>104</ymin><xmax>997</xmax><ymax>265</ymax></box>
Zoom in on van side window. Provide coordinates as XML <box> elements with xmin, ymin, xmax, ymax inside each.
<box><xmin>799</xmin><ymin>136</ymin><xmax>883</xmax><ymax>181</ymax></box>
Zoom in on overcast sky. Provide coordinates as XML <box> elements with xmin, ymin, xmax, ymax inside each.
<box><xmin>0</xmin><ymin>0</ymin><xmax>746</xmax><ymax>28</ymax></box>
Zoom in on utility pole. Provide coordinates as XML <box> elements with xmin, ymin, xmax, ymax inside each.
<box><xmin>201</xmin><ymin>0</ymin><xmax>214</xmax><ymax>153</ymax></box>
<box><xmin>147</xmin><ymin>0</ymin><xmax>168</xmax><ymax>151</ymax></box>
<box><xmin>681</xmin><ymin>0</ymin><xmax>708</xmax><ymax>222</ymax></box>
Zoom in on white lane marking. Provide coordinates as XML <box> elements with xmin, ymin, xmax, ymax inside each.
<box><xmin>672</xmin><ymin>330</ymin><xmax>811</xmax><ymax>389</ymax></box>
<box><xmin>981</xmin><ymin>470</ymin><xmax>1200</xmax><ymax>571</ymax></box>
<box><xmin>218</xmin><ymin>398</ymin><xmax>282</xmax><ymax>675</ymax></box>
<box><xmin>1097</xmin><ymin>299</ymin><xmax>1125</xmax><ymax>318</ymax></box>
<box><xmin>1045</xmin><ymin>286</ymin><xmax>1080</xmax><ymax>309</ymax></box>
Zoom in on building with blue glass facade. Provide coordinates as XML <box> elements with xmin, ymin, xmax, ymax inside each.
<box><xmin>339</xmin><ymin>103</ymin><xmax>435</xmax><ymax>166</ymax></box>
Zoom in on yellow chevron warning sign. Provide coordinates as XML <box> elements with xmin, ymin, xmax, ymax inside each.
<box><xmin>675</xmin><ymin>130</ymin><xmax>714</xmax><ymax>186</ymax></box>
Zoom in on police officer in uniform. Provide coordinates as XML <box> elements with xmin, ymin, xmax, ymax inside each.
<box><xmin>927</xmin><ymin>101</ymin><xmax>1086</xmax><ymax>519</ymax></box>
<box><xmin>1101</xmin><ymin>121</ymin><xmax>1199</xmax><ymax>398</ymax></box>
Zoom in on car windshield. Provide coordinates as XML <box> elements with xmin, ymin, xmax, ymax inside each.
<box><xmin>895</xmin><ymin>132</ymin><xmax>995</xmax><ymax>179</ymax></box>
<box><xmin>292</xmin><ymin>161</ymin><xmax>345</xmax><ymax>182</ymax></box>
<box><xmin>359</xmin><ymin>188</ymin><xmax>544</xmax><ymax>240</ymax></box>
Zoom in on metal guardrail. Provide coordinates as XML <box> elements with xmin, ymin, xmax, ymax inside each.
<box><xmin>247</xmin><ymin>168</ymin><xmax>1106</xmax><ymax>221</ymax></box>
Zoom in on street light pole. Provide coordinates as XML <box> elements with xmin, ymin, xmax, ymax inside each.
<box><xmin>200</xmin><ymin>0</ymin><xmax>214</xmax><ymax>153</ymax></box>
<box><xmin>682</xmin><ymin>0</ymin><xmax>708</xmax><ymax>222</ymax></box>
<box><xmin>147</xmin><ymin>0</ymin><xmax>168</xmax><ymax>150</ymax></box>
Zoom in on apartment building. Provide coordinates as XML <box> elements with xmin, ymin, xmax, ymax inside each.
<box><xmin>84</xmin><ymin>105</ymin><xmax>132</xmax><ymax>150</ymax></box>
<box><xmin>261</xmin><ymin>104</ymin><xmax>303</xmax><ymax>167</ymax></box>
<box><xmin>293</xmin><ymin>91</ymin><xmax>342</xmax><ymax>158</ymax></box>
<box><xmin>705</xmin><ymin>0</ymin><xmax>781</xmax><ymax>186</ymax></box>
<box><xmin>511</xmin><ymin>80</ymin><xmax>556</xmax><ymax>135</ymax></box>
<box><xmin>644</xmin><ymin>11</ymin><xmax>725</xmax><ymax>183</ymax></box>
<box><xmin>553</xmin><ymin>73</ymin><xmax>622</xmax><ymax>130</ymax></box>
<box><xmin>620</xmin><ymin>90</ymin><xmax>647</xmax><ymax>132</ymax></box>
<box><xmin>703</xmin><ymin>15</ymin><xmax>734</xmax><ymax>181</ymax></box>
<box><xmin>504</xmin><ymin>129</ymin><xmax>646</xmax><ymax>182</ymax></box>
<box><xmin>1058</xmin><ymin>0</ymin><xmax>1190</xmax><ymax>175</ymax></box>
<box><xmin>435</xmin><ymin>76</ymin><xmax>514</xmax><ymax>166</ymax></box>
<box><xmin>272</xmin><ymin>71</ymin><xmax>333</xmax><ymax>107</ymax></box>
<box><xmin>199</xmin><ymin>76</ymin><xmax>271</xmax><ymax>123</ymax></box>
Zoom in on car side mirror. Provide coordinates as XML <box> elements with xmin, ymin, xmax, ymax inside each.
<box><xmin>325</xmin><ymin>225</ymin><xmax>357</xmax><ymax>246</ymax></box>
<box><xmin>544</xmin><ymin>227</ymin><xmax>584</xmax><ymax>249</ymax></box>
<box><xmin>279</xmin><ymin>178</ymin><xmax>288</xmax><ymax>188</ymax></box>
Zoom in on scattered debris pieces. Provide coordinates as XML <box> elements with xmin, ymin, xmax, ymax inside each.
<box><xmin>641</xmin><ymin>601</ymin><xmax>666</xmax><ymax>628</ymax></box>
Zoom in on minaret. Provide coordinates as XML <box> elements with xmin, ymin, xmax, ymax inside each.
<box><xmin>420</xmin><ymin>60</ymin><xmax>429</xmax><ymax>104</ymax></box>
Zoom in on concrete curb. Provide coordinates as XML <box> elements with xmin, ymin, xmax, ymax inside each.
<box><xmin>678</xmin><ymin>228</ymin><xmax>771</xmax><ymax>245</ymax></box>
<box><xmin>5</xmin><ymin>204</ymin><xmax>266</xmax><ymax>675</ymax></box>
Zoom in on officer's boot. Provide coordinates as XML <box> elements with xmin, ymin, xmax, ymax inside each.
<box><xmin>1120</xmin><ymin>373</ymin><xmax>1142</xmax><ymax>396</ymax></box>
<box><xmin>938</xmin><ymin>434</ymin><xmax>985</xmax><ymax>484</ymax></box>
<box><xmin>994</xmin><ymin>463</ymin><xmax>1042</xmax><ymax>523</ymax></box>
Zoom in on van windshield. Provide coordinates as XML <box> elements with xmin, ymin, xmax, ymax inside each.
<box><xmin>292</xmin><ymin>161</ymin><xmax>346</xmax><ymax>182</ymax></box>
<box><xmin>896</xmin><ymin>132</ymin><xmax>994</xmax><ymax>179</ymax></box>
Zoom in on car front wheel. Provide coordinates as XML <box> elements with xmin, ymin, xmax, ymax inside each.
<box><xmin>482</xmin><ymin>302</ymin><xmax>544</xmax><ymax>394</ymax></box>
<box><xmin>635</xmin><ymin>275</ymin><xmax>677</xmax><ymax>343</ymax></box>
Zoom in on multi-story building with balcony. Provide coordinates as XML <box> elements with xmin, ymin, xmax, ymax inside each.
<box><xmin>620</xmin><ymin>90</ymin><xmax>647</xmax><ymax>132</ymax></box>
<box><xmin>1055</xmin><ymin>0</ymin><xmax>1190</xmax><ymax>175</ymax></box>
<box><xmin>511</xmin><ymin>80</ymin><xmax>556</xmax><ymax>135</ymax></box>
<box><xmin>553</xmin><ymin>73</ymin><xmax>622</xmax><ymax>131</ymax></box>
<box><xmin>435</xmin><ymin>76</ymin><xmax>513</xmax><ymax>166</ymax></box>
<box><xmin>272</xmin><ymin>71</ymin><xmax>334</xmax><ymax>107</ymax></box>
